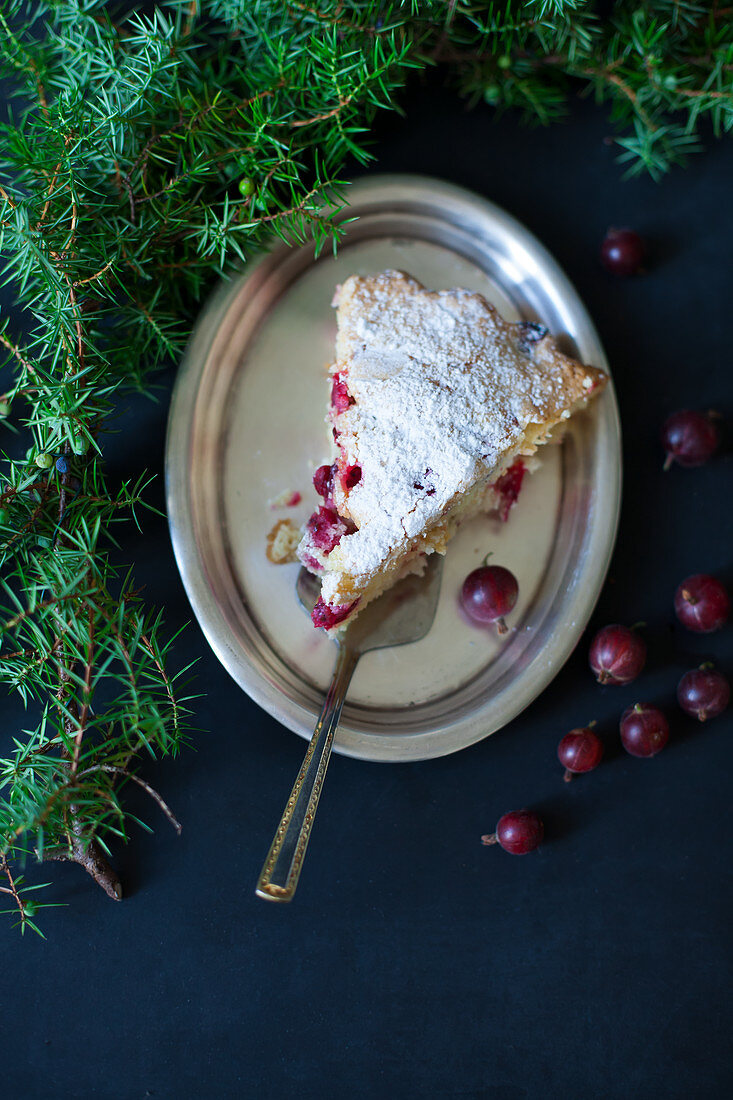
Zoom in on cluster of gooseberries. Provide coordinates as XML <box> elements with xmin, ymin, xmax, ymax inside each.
<box><xmin>476</xmin><ymin>393</ymin><xmax>729</xmax><ymax>857</ymax></box>
<box><xmin>581</xmin><ymin>566</ymin><xmax>730</xmax><ymax>770</ymax></box>
<box><xmin>480</xmin><ymin>566</ymin><xmax>730</xmax><ymax>855</ymax></box>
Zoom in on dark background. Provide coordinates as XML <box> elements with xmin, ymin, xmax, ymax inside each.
<box><xmin>2</xmin><ymin>81</ymin><xmax>732</xmax><ymax>1099</ymax></box>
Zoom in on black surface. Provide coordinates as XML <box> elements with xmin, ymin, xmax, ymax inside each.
<box><xmin>3</xmin><ymin>85</ymin><xmax>733</xmax><ymax>1100</ymax></box>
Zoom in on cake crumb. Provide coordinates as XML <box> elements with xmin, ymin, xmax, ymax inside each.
<box><xmin>269</xmin><ymin>488</ymin><xmax>302</xmax><ymax>509</ymax></box>
<box><xmin>266</xmin><ymin>519</ymin><xmax>302</xmax><ymax>563</ymax></box>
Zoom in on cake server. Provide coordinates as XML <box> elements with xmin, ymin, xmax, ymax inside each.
<box><xmin>256</xmin><ymin>554</ymin><xmax>444</xmax><ymax>902</ymax></box>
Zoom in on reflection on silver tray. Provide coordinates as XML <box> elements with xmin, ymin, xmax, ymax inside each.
<box><xmin>166</xmin><ymin>175</ymin><xmax>621</xmax><ymax>762</ymax></box>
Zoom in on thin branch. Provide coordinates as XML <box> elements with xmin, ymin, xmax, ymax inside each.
<box><xmin>286</xmin><ymin>0</ymin><xmax>371</xmax><ymax>36</ymax></box>
<box><xmin>599</xmin><ymin>69</ymin><xmax>657</xmax><ymax>131</ymax></box>
<box><xmin>120</xmin><ymin>175</ymin><xmax>137</xmax><ymax>224</ymax></box>
<box><xmin>182</xmin><ymin>0</ymin><xmax>199</xmax><ymax>39</ymax></box>
<box><xmin>78</xmin><ymin>766</ymin><xmax>182</xmax><ymax>834</ymax></box>
<box><xmin>0</xmin><ymin>183</ymin><xmax>17</xmax><ymax>208</ymax></box>
<box><xmin>67</xmin><ymin>282</ymin><xmax>85</xmax><ymax>368</ymax></box>
<box><xmin>239</xmin><ymin>183</ymin><xmax>326</xmax><ymax>228</ymax></box>
<box><xmin>72</xmin><ymin>259</ymin><xmax>114</xmax><ymax>287</ymax></box>
<box><xmin>0</xmin><ymin>852</ymin><xmax>26</xmax><ymax>925</ymax></box>
<box><xmin>2</xmin><ymin>589</ymin><xmax>78</xmax><ymax>634</ymax></box>
<box><xmin>71</xmin><ymin>602</ymin><xmax>95</xmax><ymax>779</ymax></box>
<box><xmin>0</xmin><ymin>332</ymin><xmax>38</xmax><ymax>378</ymax></box>
<box><xmin>1</xmin><ymin>474</ymin><xmax>55</xmax><ymax>554</ymax></box>
<box><xmin>671</xmin><ymin>85</ymin><xmax>730</xmax><ymax>101</ymax></box>
<box><xmin>29</xmin><ymin>57</ymin><xmax>49</xmax><ymax>121</ymax></box>
<box><xmin>140</xmin><ymin>633</ymin><xmax>181</xmax><ymax>738</ymax></box>
<box><xmin>290</xmin><ymin>99</ymin><xmax>350</xmax><ymax>127</ymax></box>
<box><xmin>35</xmin><ymin>149</ymin><xmax>70</xmax><ymax>231</ymax></box>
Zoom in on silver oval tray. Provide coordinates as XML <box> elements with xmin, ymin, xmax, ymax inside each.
<box><xmin>166</xmin><ymin>175</ymin><xmax>621</xmax><ymax>762</ymax></box>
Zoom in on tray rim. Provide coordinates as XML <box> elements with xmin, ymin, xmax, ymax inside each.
<box><xmin>165</xmin><ymin>174</ymin><xmax>622</xmax><ymax>762</ymax></box>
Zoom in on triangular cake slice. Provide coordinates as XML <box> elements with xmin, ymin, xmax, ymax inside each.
<box><xmin>297</xmin><ymin>270</ymin><xmax>607</xmax><ymax>631</ymax></box>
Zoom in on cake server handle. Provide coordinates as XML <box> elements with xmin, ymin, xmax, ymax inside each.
<box><xmin>255</xmin><ymin>643</ymin><xmax>360</xmax><ymax>902</ymax></box>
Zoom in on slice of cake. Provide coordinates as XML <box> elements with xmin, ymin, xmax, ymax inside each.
<box><xmin>297</xmin><ymin>270</ymin><xmax>607</xmax><ymax>631</ymax></box>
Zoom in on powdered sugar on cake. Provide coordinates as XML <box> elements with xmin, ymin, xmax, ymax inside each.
<box><xmin>323</xmin><ymin>271</ymin><xmax>599</xmax><ymax>582</ymax></box>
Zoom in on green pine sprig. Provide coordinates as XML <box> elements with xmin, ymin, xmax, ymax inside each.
<box><xmin>1</xmin><ymin>0</ymin><xmax>731</xmax><ymax>934</ymax></box>
<box><xmin>439</xmin><ymin>1</ymin><xmax>733</xmax><ymax>178</ymax></box>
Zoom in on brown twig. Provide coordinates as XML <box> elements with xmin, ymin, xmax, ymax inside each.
<box><xmin>121</xmin><ymin>176</ymin><xmax>137</xmax><ymax>224</ymax></box>
<box><xmin>0</xmin><ymin>853</ymin><xmax>28</xmax><ymax>924</ymax></box>
<box><xmin>71</xmin><ymin>603</ymin><xmax>96</xmax><ymax>779</ymax></box>
<box><xmin>78</xmin><ymin>766</ymin><xmax>182</xmax><ymax>834</ymax></box>
<box><xmin>72</xmin><ymin>258</ymin><xmax>114</xmax><ymax>288</ymax></box>
<box><xmin>0</xmin><ymin>644</ymin><xmax>62</xmax><ymax>697</ymax></box>
<box><xmin>0</xmin><ymin>475</ymin><xmax>55</xmax><ymax>555</ymax></box>
<box><xmin>433</xmin><ymin>0</ymin><xmax>458</xmax><ymax>60</ymax></box>
<box><xmin>0</xmin><ymin>183</ymin><xmax>17</xmax><ymax>209</ymax></box>
<box><xmin>182</xmin><ymin>0</ymin><xmax>199</xmax><ymax>38</ymax></box>
<box><xmin>0</xmin><ymin>644</ymin><xmax>38</xmax><ymax>662</ymax></box>
<box><xmin>0</xmin><ymin>332</ymin><xmax>38</xmax><ymax>378</ymax></box>
<box><xmin>66</xmin><ymin>283</ymin><xmax>85</xmax><ymax>368</ymax></box>
<box><xmin>600</xmin><ymin>69</ymin><xmax>655</xmax><ymax>126</ymax></box>
<box><xmin>289</xmin><ymin>99</ymin><xmax>351</xmax><ymax>127</ymax></box>
<box><xmin>139</xmin><ymin>632</ymin><xmax>183</xmax><ymax>745</ymax></box>
<box><xmin>135</xmin><ymin>174</ymin><xmax>192</xmax><ymax>205</ymax></box>
<box><xmin>671</xmin><ymin>85</ymin><xmax>730</xmax><ymax>101</ymax></box>
<box><xmin>30</xmin><ymin>59</ymin><xmax>49</xmax><ymax>121</ymax></box>
<box><xmin>90</xmin><ymin>599</ymin><xmax>142</xmax><ymax>730</ymax></box>
<box><xmin>543</xmin><ymin>55</ymin><xmax>660</xmax><ymax>134</ymax></box>
<box><xmin>2</xmin><ymin>589</ymin><xmax>78</xmax><ymax>634</ymax></box>
<box><xmin>241</xmin><ymin>183</ymin><xmax>325</xmax><ymax>227</ymax></box>
<box><xmin>35</xmin><ymin>150</ymin><xmax>69</xmax><ymax>230</ymax></box>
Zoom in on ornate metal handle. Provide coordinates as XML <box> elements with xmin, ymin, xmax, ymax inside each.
<box><xmin>256</xmin><ymin>644</ymin><xmax>359</xmax><ymax>902</ymax></box>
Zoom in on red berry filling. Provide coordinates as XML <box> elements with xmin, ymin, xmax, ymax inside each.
<box><xmin>413</xmin><ymin>468</ymin><xmax>436</xmax><ymax>496</ymax></box>
<box><xmin>342</xmin><ymin>464</ymin><xmax>362</xmax><ymax>490</ymax></box>
<box><xmin>313</xmin><ymin>463</ymin><xmax>337</xmax><ymax>500</ymax></box>
<box><xmin>305</xmin><ymin>505</ymin><xmax>347</xmax><ymax>554</ymax></box>
<box><xmin>300</xmin><ymin>552</ymin><xmax>321</xmax><ymax>573</ymax></box>
<box><xmin>493</xmin><ymin>459</ymin><xmax>526</xmax><ymax>521</ymax></box>
<box><xmin>311</xmin><ymin>596</ymin><xmax>359</xmax><ymax>630</ymax></box>
<box><xmin>330</xmin><ymin>373</ymin><xmax>355</xmax><ymax>413</ymax></box>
